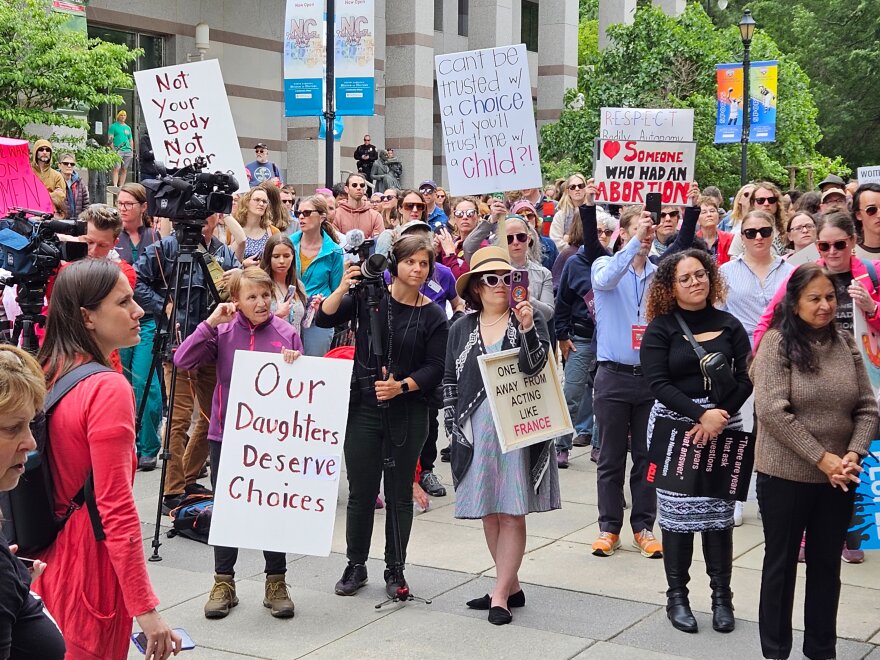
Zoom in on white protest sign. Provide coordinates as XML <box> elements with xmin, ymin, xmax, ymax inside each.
<box><xmin>435</xmin><ymin>44</ymin><xmax>541</xmax><ymax>195</ymax></box>
<box><xmin>209</xmin><ymin>352</ymin><xmax>353</xmax><ymax>556</ymax></box>
<box><xmin>593</xmin><ymin>138</ymin><xmax>697</xmax><ymax>205</ymax></box>
<box><xmin>477</xmin><ymin>348</ymin><xmax>572</xmax><ymax>453</ymax></box>
<box><xmin>785</xmin><ymin>242</ymin><xmax>820</xmax><ymax>267</ymax></box>
<box><xmin>600</xmin><ymin>108</ymin><xmax>694</xmax><ymax>142</ymax></box>
<box><xmin>134</xmin><ymin>59</ymin><xmax>249</xmax><ymax>192</ymax></box>
<box><xmin>858</xmin><ymin>166</ymin><xmax>880</xmax><ymax>185</ymax></box>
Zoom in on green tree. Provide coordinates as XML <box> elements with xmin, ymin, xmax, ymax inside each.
<box><xmin>0</xmin><ymin>0</ymin><xmax>140</xmax><ymax>170</ymax></box>
<box><xmin>540</xmin><ymin>3</ymin><xmax>847</xmax><ymax>196</ymax></box>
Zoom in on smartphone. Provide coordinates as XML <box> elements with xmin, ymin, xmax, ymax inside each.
<box><xmin>645</xmin><ymin>192</ymin><xmax>663</xmax><ymax>225</ymax></box>
<box><xmin>509</xmin><ymin>269</ymin><xmax>529</xmax><ymax>308</ymax></box>
<box><xmin>489</xmin><ymin>192</ymin><xmax>505</xmax><ymax>200</ymax></box>
<box><xmin>283</xmin><ymin>285</ymin><xmax>295</xmax><ymax>303</ymax></box>
<box><xmin>132</xmin><ymin>628</ymin><xmax>196</xmax><ymax>653</ymax></box>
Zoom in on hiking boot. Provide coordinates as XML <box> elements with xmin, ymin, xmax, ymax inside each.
<box><xmin>557</xmin><ymin>449</ymin><xmax>569</xmax><ymax>469</ymax></box>
<box><xmin>633</xmin><ymin>529</ymin><xmax>663</xmax><ymax>558</ymax></box>
<box><xmin>263</xmin><ymin>574</ymin><xmax>295</xmax><ymax>618</ymax></box>
<box><xmin>185</xmin><ymin>482</ymin><xmax>212</xmax><ymax>496</ymax></box>
<box><xmin>384</xmin><ymin>568</ymin><xmax>409</xmax><ymax>599</ymax></box>
<box><xmin>334</xmin><ymin>563</ymin><xmax>368</xmax><ymax>596</ymax></box>
<box><xmin>137</xmin><ymin>455</ymin><xmax>157</xmax><ymax>472</ymax></box>
<box><xmin>204</xmin><ymin>574</ymin><xmax>238</xmax><ymax>619</ymax></box>
<box><xmin>419</xmin><ymin>471</ymin><xmax>447</xmax><ymax>497</ymax></box>
<box><xmin>573</xmin><ymin>434</ymin><xmax>592</xmax><ymax>447</ymax></box>
<box><xmin>591</xmin><ymin>531</ymin><xmax>621</xmax><ymax>557</ymax></box>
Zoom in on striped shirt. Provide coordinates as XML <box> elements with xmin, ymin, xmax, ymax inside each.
<box><xmin>719</xmin><ymin>255</ymin><xmax>794</xmax><ymax>346</ymax></box>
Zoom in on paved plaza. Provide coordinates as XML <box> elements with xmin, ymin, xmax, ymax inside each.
<box><xmin>128</xmin><ymin>444</ymin><xmax>880</xmax><ymax>659</ymax></box>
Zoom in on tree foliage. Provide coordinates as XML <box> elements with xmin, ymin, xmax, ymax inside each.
<box><xmin>0</xmin><ymin>0</ymin><xmax>140</xmax><ymax>170</ymax></box>
<box><xmin>540</xmin><ymin>3</ymin><xmax>848</xmax><ymax>196</ymax></box>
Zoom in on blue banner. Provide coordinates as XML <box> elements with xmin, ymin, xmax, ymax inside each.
<box><xmin>318</xmin><ymin>116</ymin><xmax>344</xmax><ymax>140</ymax></box>
<box><xmin>714</xmin><ymin>60</ymin><xmax>778</xmax><ymax>144</ymax></box>
<box><xmin>334</xmin><ymin>0</ymin><xmax>375</xmax><ymax>116</ymax></box>
<box><xmin>849</xmin><ymin>439</ymin><xmax>880</xmax><ymax>551</ymax></box>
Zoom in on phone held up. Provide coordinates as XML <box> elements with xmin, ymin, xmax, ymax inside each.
<box><xmin>131</xmin><ymin>629</ymin><xmax>196</xmax><ymax>653</ymax></box>
<box><xmin>645</xmin><ymin>192</ymin><xmax>663</xmax><ymax>225</ymax></box>
<box><xmin>509</xmin><ymin>269</ymin><xmax>529</xmax><ymax>308</ymax></box>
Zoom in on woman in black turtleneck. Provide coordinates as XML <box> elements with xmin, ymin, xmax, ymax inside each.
<box><xmin>640</xmin><ymin>248</ymin><xmax>753</xmax><ymax>636</ymax></box>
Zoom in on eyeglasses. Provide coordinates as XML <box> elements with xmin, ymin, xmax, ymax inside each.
<box><xmin>816</xmin><ymin>240</ymin><xmax>850</xmax><ymax>253</ymax></box>
<box><xmin>506</xmin><ymin>232</ymin><xmax>529</xmax><ymax>244</ymax></box>
<box><xmin>419</xmin><ymin>188</ymin><xmax>435</xmax><ymax>195</ymax></box>
<box><xmin>255</xmin><ymin>149</ymin><xmax>267</xmax><ymax>153</ymax></box>
<box><xmin>117</xmin><ymin>201</ymin><xmax>139</xmax><ymax>210</ymax></box>
<box><xmin>676</xmin><ymin>270</ymin><xmax>709</xmax><ymax>287</ymax></box>
<box><xmin>348</xmin><ymin>182</ymin><xmax>366</xmax><ymax>189</ymax></box>
<box><xmin>522</xmin><ymin>212</ymin><xmax>537</xmax><ymax>220</ymax></box>
<box><xmin>60</xmin><ymin>161</ymin><xmax>76</xmax><ymax>166</ymax></box>
<box><xmin>568</xmin><ymin>183</ymin><xmax>586</xmax><ymax>191</ymax></box>
<box><xmin>36</xmin><ymin>147</ymin><xmax>51</xmax><ymax>152</ymax></box>
<box><xmin>788</xmin><ymin>223</ymin><xmax>815</xmax><ymax>233</ymax></box>
<box><xmin>599</xmin><ymin>229</ymin><xmax>615</xmax><ymax>238</ymax></box>
<box><xmin>454</xmin><ymin>209</ymin><xmax>478</xmax><ymax>218</ymax></box>
<box><xmin>479</xmin><ymin>273</ymin><xmax>511</xmax><ymax>287</ymax></box>
<box><xmin>660</xmin><ymin>211</ymin><xmax>680</xmax><ymax>218</ymax></box>
<box><xmin>252</xmin><ymin>198</ymin><xmax>269</xmax><ymax>205</ymax></box>
<box><xmin>754</xmin><ymin>196</ymin><xmax>778</xmax><ymax>205</ymax></box>
<box><xmin>296</xmin><ymin>209</ymin><xmax>319</xmax><ymax>218</ymax></box>
<box><xmin>281</xmin><ymin>199</ymin><xmax>294</xmax><ymax>205</ymax></box>
<box><xmin>861</xmin><ymin>205</ymin><xmax>879</xmax><ymax>217</ymax></box>
<box><xmin>381</xmin><ymin>195</ymin><xmax>397</xmax><ymax>202</ymax></box>
<box><xmin>403</xmin><ymin>202</ymin><xmax>426</xmax><ymax>211</ymax></box>
<box><xmin>436</xmin><ymin>193</ymin><xmax>446</xmax><ymax>198</ymax></box>
<box><xmin>742</xmin><ymin>227</ymin><xmax>773</xmax><ymax>239</ymax></box>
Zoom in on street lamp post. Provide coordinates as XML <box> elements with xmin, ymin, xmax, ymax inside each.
<box><xmin>739</xmin><ymin>9</ymin><xmax>756</xmax><ymax>186</ymax></box>
<box><xmin>324</xmin><ymin>0</ymin><xmax>336</xmax><ymax>188</ymax></box>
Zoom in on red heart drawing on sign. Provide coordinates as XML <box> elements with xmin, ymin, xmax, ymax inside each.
<box><xmin>602</xmin><ymin>140</ymin><xmax>621</xmax><ymax>160</ymax></box>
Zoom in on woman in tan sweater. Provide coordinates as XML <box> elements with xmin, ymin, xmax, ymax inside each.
<box><xmin>751</xmin><ymin>262</ymin><xmax>877</xmax><ymax>660</ymax></box>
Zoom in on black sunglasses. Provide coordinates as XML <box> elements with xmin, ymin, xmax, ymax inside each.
<box><xmin>348</xmin><ymin>182</ymin><xmax>366</xmax><ymax>189</ymax></box>
<box><xmin>660</xmin><ymin>211</ymin><xmax>680</xmax><ymax>218</ymax></box>
<box><xmin>60</xmin><ymin>161</ymin><xmax>76</xmax><ymax>166</ymax></box>
<box><xmin>506</xmin><ymin>232</ymin><xmax>529</xmax><ymax>244</ymax></box>
<box><xmin>380</xmin><ymin>195</ymin><xmax>397</xmax><ymax>201</ymax></box>
<box><xmin>742</xmin><ymin>227</ymin><xmax>773</xmax><ymax>239</ymax></box>
<box><xmin>295</xmin><ymin>209</ymin><xmax>319</xmax><ymax>218</ymax></box>
<box><xmin>568</xmin><ymin>183</ymin><xmax>586</xmax><ymax>191</ymax></box>
<box><xmin>816</xmin><ymin>240</ymin><xmax>849</xmax><ymax>253</ymax></box>
<box><xmin>754</xmin><ymin>196</ymin><xmax>778</xmax><ymax>205</ymax></box>
<box><xmin>403</xmin><ymin>202</ymin><xmax>426</xmax><ymax>211</ymax></box>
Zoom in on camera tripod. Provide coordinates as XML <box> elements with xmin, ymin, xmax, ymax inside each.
<box><xmin>0</xmin><ymin>275</ymin><xmax>50</xmax><ymax>354</ymax></box>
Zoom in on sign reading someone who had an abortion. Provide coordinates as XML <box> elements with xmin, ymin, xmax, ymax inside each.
<box><xmin>593</xmin><ymin>138</ymin><xmax>697</xmax><ymax>206</ymax></box>
<box><xmin>210</xmin><ymin>352</ymin><xmax>353</xmax><ymax>556</ymax></box>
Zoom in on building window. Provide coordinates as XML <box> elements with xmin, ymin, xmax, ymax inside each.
<box><xmin>435</xmin><ymin>1</ymin><xmax>444</xmax><ymax>31</ymax></box>
<box><xmin>521</xmin><ymin>0</ymin><xmax>538</xmax><ymax>52</ymax></box>
<box><xmin>458</xmin><ymin>0</ymin><xmax>468</xmax><ymax>37</ymax></box>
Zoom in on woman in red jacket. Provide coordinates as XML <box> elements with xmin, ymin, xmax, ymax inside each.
<box><xmin>34</xmin><ymin>259</ymin><xmax>180</xmax><ymax>660</ymax></box>
<box><xmin>696</xmin><ymin>196</ymin><xmax>733</xmax><ymax>265</ymax></box>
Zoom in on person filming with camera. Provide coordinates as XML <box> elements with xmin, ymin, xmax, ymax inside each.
<box><xmin>315</xmin><ymin>234</ymin><xmax>448</xmax><ymax>599</ymax></box>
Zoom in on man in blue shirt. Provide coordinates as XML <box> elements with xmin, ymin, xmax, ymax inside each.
<box><xmin>420</xmin><ymin>180</ymin><xmax>449</xmax><ymax>229</ymax></box>
<box><xmin>245</xmin><ymin>143</ymin><xmax>282</xmax><ymax>187</ymax></box>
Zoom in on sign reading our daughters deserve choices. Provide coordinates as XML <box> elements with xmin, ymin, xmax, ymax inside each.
<box><xmin>435</xmin><ymin>44</ymin><xmax>541</xmax><ymax>196</ymax></box>
<box><xmin>209</xmin><ymin>352</ymin><xmax>352</xmax><ymax>556</ymax></box>
<box><xmin>593</xmin><ymin>138</ymin><xmax>697</xmax><ymax>205</ymax></box>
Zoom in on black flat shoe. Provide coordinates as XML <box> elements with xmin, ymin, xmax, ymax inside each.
<box><xmin>488</xmin><ymin>606</ymin><xmax>512</xmax><ymax>625</ymax></box>
<box><xmin>466</xmin><ymin>590</ymin><xmax>526</xmax><ymax>610</ymax></box>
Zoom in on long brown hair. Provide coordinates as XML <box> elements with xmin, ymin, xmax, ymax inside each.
<box><xmin>298</xmin><ymin>195</ymin><xmax>339</xmax><ymax>243</ymax></box>
<box><xmin>234</xmin><ymin>187</ymin><xmax>271</xmax><ymax>230</ymax></box>
<box><xmin>38</xmin><ymin>259</ymin><xmax>122</xmax><ymax>385</ymax></box>
<box><xmin>259</xmin><ymin>233</ymin><xmax>308</xmax><ymax>306</ymax></box>
<box><xmin>258</xmin><ymin>181</ymin><xmax>289</xmax><ymax>231</ymax></box>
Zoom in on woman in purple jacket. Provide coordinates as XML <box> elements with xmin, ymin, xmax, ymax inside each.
<box><xmin>174</xmin><ymin>267</ymin><xmax>303</xmax><ymax>621</ymax></box>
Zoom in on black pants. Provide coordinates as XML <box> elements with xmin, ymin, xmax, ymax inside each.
<box><xmin>419</xmin><ymin>406</ymin><xmax>440</xmax><ymax>472</ymax></box>
<box><xmin>757</xmin><ymin>473</ymin><xmax>854</xmax><ymax>660</ymax></box>
<box><xmin>593</xmin><ymin>366</ymin><xmax>656</xmax><ymax>534</ymax></box>
<box><xmin>209</xmin><ymin>440</ymin><xmax>286</xmax><ymax>577</ymax></box>
<box><xmin>344</xmin><ymin>398</ymin><xmax>428</xmax><ymax>566</ymax></box>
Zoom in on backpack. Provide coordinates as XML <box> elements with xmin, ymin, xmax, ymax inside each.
<box><xmin>167</xmin><ymin>494</ymin><xmax>213</xmax><ymax>544</ymax></box>
<box><xmin>3</xmin><ymin>363</ymin><xmax>110</xmax><ymax>555</ymax></box>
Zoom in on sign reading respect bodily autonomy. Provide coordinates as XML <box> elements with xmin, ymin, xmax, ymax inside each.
<box><xmin>134</xmin><ymin>59</ymin><xmax>248</xmax><ymax>192</ymax></box>
<box><xmin>477</xmin><ymin>348</ymin><xmax>572</xmax><ymax>453</ymax></box>
<box><xmin>436</xmin><ymin>44</ymin><xmax>541</xmax><ymax>196</ymax></box>
<box><xmin>209</xmin><ymin>352</ymin><xmax>353</xmax><ymax>556</ymax></box>
<box><xmin>600</xmin><ymin>108</ymin><xmax>694</xmax><ymax>142</ymax></box>
<box><xmin>593</xmin><ymin>139</ymin><xmax>697</xmax><ymax>205</ymax></box>
<box><xmin>0</xmin><ymin>138</ymin><xmax>53</xmax><ymax>217</ymax></box>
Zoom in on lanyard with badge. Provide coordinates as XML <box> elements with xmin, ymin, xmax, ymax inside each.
<box><xmin>631</xmin><ymin>269</ymin><xmax>647</xmax><ymax>350</ymax></box>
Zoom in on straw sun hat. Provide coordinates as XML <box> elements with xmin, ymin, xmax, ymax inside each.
<box><xmin>454</xmin><ymin>246</ymin><xmax>513</xmax><ymax>299</ymax></box>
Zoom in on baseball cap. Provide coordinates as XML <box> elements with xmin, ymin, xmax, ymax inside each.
<box><xmin>419</xmin><ymin>180</ymin><xmax>437</xmax><ymax>192</ymax></box>
<box><xmin>254</xmin><ymin>143</ymin><xmax>268</xmax><ymax>150</ymax></box>
<box><xmin>821</xmin><ymin>188</ymin><xmax>846</xmax><ymax>203</ymax></box>
<box><xmin>399</xmin><ymin>220</ymin><xmax>432</xmax><ymax>235</ymax></box>
<box><xmin>817</xmin><ymin>174</ymin><xmax>844</xmax><ymax>189</ymax></box>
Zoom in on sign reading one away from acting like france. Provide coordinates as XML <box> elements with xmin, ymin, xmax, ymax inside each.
<box><xmin>435</xmin><ymin>44</ymin><xmax>542</xmax><ymax>196</ymax></box>
<box><xmin>848</xmin><ymin>439</ymin><xmax>880</xmax><ymax>551</ymax></box>
<box><xmin>0</xmin><ymin>138</ymin><xmax>53</xmax><ymax>217</ymax></box>
<box><xmin>858</xmin><ymin>166</ymin><xmax>880</xmax><ymax>185</ymax></box>
<box><xmin>593</xmin><ymin>139</ymin><xmax>697</xmax><ymax>205</ymax></box>
<box><xmin>600</xmin><ymin>108</ymin><xmax>694</xmax><ymax>142</ymax></box>
<box><xmin>209</xmin><ymin>352</ymin><xmax>353</xmax><ymax>556</ymax></box>
<box><xmin>134</xmin><ymin>59</ymin><xmax>249</xmax><ymax>192</ymax></box>
<box><xmin>646</xmin><ymin>417</ymin><xmax>755</xmax><ymax>501</ymax></box>
<box><xmin>477</xmin><ymin>348</ymin><xmax>573</xmax><ymax>453</ymax></box>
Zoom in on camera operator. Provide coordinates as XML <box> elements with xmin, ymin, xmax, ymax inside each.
<box><xmin>134</xmin><ymin>212</ymin><xmax>240</xmax><ymax>512</ymax></box>
<box><xmin>316</xmin><ymin>234</ymin><xmax>448</xmax><ymax>599</ymax></box>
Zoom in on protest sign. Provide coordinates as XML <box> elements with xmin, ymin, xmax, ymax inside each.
<box><xmin>646</xmin><ymin>417</ymin><xmax>754</xmax><ymax>501</ymax></box>
<box><xmin>593</xmin><ymin>139</ymin><xmax>697</xmax><ymax>205</ymax></box>
<box><xmin>283</xmin><ymin>0</ymin><xmax>324</xmax><ymax>117</ymax></box>
<box><xmin>785</xmin><ymin>242</ymin><xmax>820</xmax><ymax>267</ymax></box>
<box><xmin>335</xmin><ymin>0</ymin><xmax>376</xmax><ymax>116</ymax></box>
<box><xmin>858</xmin><ymin>166</ymin><xmax>880</xmax><ymax>185</ymax></box>
<box><xmin>436</xmin><ymin>44</ymin><xmax>541</xmax><ymax>196</ymax></box>
<box><xmin>715</xmin><ymin>60</ymin><xmax>778</xmax><ymax>144</ymax></box>
<box><xmin>134</xmin><ymin>59</ymin><xmax>248</xmax><ymax>192</ymax></box>
<box><xmin>600</xmin><ymin>108</ymin><xmax>694</xmax><ymax>142</ymax></box>
<box><xmin>477</xmin><ymin>348</ymin><xmax>572</xmax><ymax>453</ymax></box>
<box><xmin>854</xmin><ymin>309</ymin><xmax>880</xmax><ymax>395</ymax></box>
<box><xmin>0</xmin><ymin>138</ymin><xmax>54</xmax><ymax>217</ymax></box>
<box><xmin>848</xmin><ymin>439</ymin><xmax>880</xmax><ymax>551</ymax></box>
<box><xmin>209</xmin><ymin>352</ymin><xmax>353</xmax><ymax>556</ymax></box>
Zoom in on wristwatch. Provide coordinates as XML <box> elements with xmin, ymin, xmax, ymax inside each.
<box><xmin>400</xmin><ymin>380</ymin><xmax>410</xmax><ymax>394</ymax></box>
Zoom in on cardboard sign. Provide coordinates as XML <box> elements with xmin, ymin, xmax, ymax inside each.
<box><xmin>477</xmin><ymin>348</ymin><xmax>573</xmax><ymax>453</ymax></box>
<box><xmin>134</xmin><ymin>59</ymin><xmax>249</xmax><ymax>192</ymax></box>
<box><xmin>283</xmin><ymin>0</ymin><xmax>324</xmax><ymax>117</ymax></box>
<box><xmin>784</xmin><ymin>242</ymin><xmax>820</xmax><ymax>267</ymax></box>
<box><xmin>646</xmin><ymin>417</ymin><xmax>755</xmax><ymax>501</ymax></box>
<box><xmin>600</xmin><ymin>108</ymin><xmax>694</xmax><ymax>142</ymax></box>
<box><xmin>0</xmin><ymin>138</ymin><xmax>53</xmax><ymax>217</ymax></box>
<box><xmin>435</xmin><ymin>44</ymin><xmax>541</xmax><ymax>196</ymax></box>
<box><xmin>848</xmin><ymin>439</ymin><xmax>880</xmax><ymax>551</ymax></box>
<box><xmin>209</xmin><ymin>352</ymin><xmax>353</xmax><ymax>556</ymax></box>
<box><xmin>593</xmin><ymin>139</ymin><xmax>697</xmax><ymax>205</ymax></box>
<box><xmin>858</xmin><ymin>166</ymin><xmax>880</xmax><ymax>185</ymax></box>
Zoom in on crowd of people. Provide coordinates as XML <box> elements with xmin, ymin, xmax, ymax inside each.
<box><xmin>2</xmin><ymin>138</ymin><xmax>878</xmax><ymax>660</ymax></box>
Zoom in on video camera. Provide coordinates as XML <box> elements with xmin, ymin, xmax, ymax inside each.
<box><xmin>342</xmin><ymin>228</ymin><xmax>389</xmax><ymax>282</ymax></box>
<box><xmin>142</xmin><ymin>156</ymin><xmax>238</xmax><ymax>226</ymax></box>
<box><xmin>0</xmin><ymin>208</ymin><xmax>87</xmax><ymax>281</ymax></box>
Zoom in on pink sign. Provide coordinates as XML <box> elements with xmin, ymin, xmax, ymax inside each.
<box><xmin>0</xmin><ymin>138</ymin><xmax>54</xmax><ymax>217</ymax></box>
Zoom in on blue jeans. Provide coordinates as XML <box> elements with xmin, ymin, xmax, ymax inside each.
<box><xmin>301</xmin><ymin>324</ymin><xmax>334</xmax><ymax>357</ymax></box>
<box><xmin>118</xmin><ymin>318</ymin><xmax>162</xmax><ymax>458</ymax></box>
<box><xmin>557</xmin><ymin>336</ymin><xmax>595</xmax><ymax>450</ymax></box>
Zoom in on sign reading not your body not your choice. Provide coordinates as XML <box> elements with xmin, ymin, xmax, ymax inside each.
<box><xmin>435</xmin><ymin>44</ymin><xmax>542</xmax><ymax>196</ymax></box>
<box><xmin>593</xmin><ymin>138</ymin><xmax>697</xmax><ymax>206</ymax></box>
<box><xmin>478</xmin><ymin>348</ymin><xmax>573</xmax><ymax>454</ymax></box>
<box><xmin>210</xmin><ymin>352</ymin><xmax>353</xmax><ymax>556</ymax></box>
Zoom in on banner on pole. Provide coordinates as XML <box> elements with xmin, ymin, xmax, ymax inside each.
<box><xmin>854</xmin><ymin>309</ymin><xmax>880</xmax><ymax>395</ymax></box>
<box><xmin>715</xmin><ymin>60</ymin><xmax>778</xmax><ymax>144</ymax></box>
<box><xmin>592</xmin><ymin>138</ymin><xmax>697</xmax><ymax>205</ymax></box>
<box><xmin>134</xmin><ymin>59</ymin><xmax>249</xmax><ymax>192</ymax></box>
<box><xmin>283</xmin><ymin>0</ymin><xmax>325</xmax><ymax>117</ymax></box>
<box><xmin>435</xmin><ymin>44</ymin><xmax>542</xmax><ymax>196</ymax></box>
<box><xmin>848</xmin><ymin>439</ymin><xmax>880</xmax><ymax>551</ymax></box>
<box><xmin>600</xmin><ymin>108</ymin><xmax>694</xmax><ymax>142</ymax></box>
<box><xmin>334</xmin><ymin>0</ymin><xmax>375</xmax><ymax>116</ymax></box>
<box><xmin>858</xmin><ymin>166</ymin><xmax>880</xmax><ymax>185</ymax></box>
<box><xmin>209</xmin><ymin>352</ymin><xmax>352</xmax><ymax>556</ymax></box>
<box><xmin>0</xmin><ymin>138</ymin><xmax>54</xmax><ymax>217</ymax></box>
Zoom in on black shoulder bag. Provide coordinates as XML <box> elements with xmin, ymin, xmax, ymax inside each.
<box><xmin>674</xmin><ymin>312</ymin><xmax>738</xmax><ymax>405</ymax></box>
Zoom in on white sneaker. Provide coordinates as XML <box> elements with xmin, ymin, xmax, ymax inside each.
<box><xmin>733</xmin><ymin>501</ymin><xmax>744</xmax><ymax>527</ymax></box>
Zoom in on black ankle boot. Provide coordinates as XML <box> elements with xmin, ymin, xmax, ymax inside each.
<box><xmin>662</xmin><ymin>530</ymin><xmax>698</xmax><ymax>633</ymax></box>
<box><xmin>702</xmin><ymin>529</ymin><xmax>735</xmax><ymax>633</ymax></box>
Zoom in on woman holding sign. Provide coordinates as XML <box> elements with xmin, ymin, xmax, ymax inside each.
<box><xmin>641</xmin><ymin>249</ymin><xmax>753</xmax><ymax>635</ymax></box>
<box><xmin>444</xmin><ymin>246</ymin><xmax>560</xmax><ymax>626</ymax></box>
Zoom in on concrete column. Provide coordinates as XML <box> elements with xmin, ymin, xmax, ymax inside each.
<box><xmin>468</xmin><ymin>0</ymin><xmax>514</xmax><ymax>51</ymax></box>
<box><xmin>385</xmin><ymin>0</ymin><xmax>435</xmax><ymax>189</ymax></box>
<box><xmin>654</xmin><ymin>0</ymin><xmax>687</xmax><ymax>17</ymax></box>
<box><xmin>537</xmin><ymin>0</ymin><xmax>579</xmax><ymax>128</ymax></box>
<box><xmin>598</xmin><ymin>0</ymin><xmax>637</xmax><ymax>49</ymax></box>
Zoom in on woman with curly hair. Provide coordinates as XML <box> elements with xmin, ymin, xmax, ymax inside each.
<box><xmin>641</xmin><ymin>249</ymin><xmax>753</xmax><ymax>635</ymax></box>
